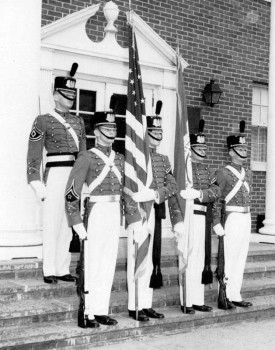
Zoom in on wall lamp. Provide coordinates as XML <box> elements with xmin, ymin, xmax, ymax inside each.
<box><xmin>202</xmin><ymin>79</ymin><xmax>222</xmax><ymax>107</ymax></box>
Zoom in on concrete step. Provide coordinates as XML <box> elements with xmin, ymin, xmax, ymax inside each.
<box><xmin>1</xmin><ymin>275</ymin><xmax>275</xmax><ymax>329</ymax></box>
<box><xmin>245</xmin><ymin>248</ymin><xmax>275</xmax><ymax>263</ymax></box>
<box><xmin>1</xmin><ymin>254</ymin><xmax>275</xmax><ymax>282</ymax></box>
<box><xmin>0</xmin><ymin>255</ymin><xmax>175</xmax><ymax>281</ymax></box>
<box><xmin>1</xmin><ymin>239</ymin><xmax>275</xmax><ymax>280</ymax></box>
<box><xmin>1</xmin><ymin>294</ymin><xmax>275</xmax><ymax>350</ymax></box>
<box><xmin>0</xmin><ymin>279</ymin><xmax>78</xmax><ymax>302</ymax></box>
<box><xmin>0</xmin><ymin>239</ymin><xmax>274</xmax><ymax>349</ymax></box>
<box><xmin>1</xmin><ymin>258</ymin><xmax>275</xmax><ymax>303</ymax></box>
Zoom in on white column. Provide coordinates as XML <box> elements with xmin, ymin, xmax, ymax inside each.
<box><xmin>258</xmin><ymin>0</ymin><xmax>275</xmax><ymax>243</ymax></box>
<box><xmin>0</xmin><ymin>0</ymin><xmax>43</xmax><ymax>259</ymax></box>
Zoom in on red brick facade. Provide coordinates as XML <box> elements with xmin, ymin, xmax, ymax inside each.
<box><xmin>41</xmin><ymin>0</ymin><xmax>271</xmax><ymax>232</ymax></box>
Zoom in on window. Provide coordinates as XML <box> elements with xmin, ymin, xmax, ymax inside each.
<box><xmin>70</xmin><ymin>81</ymin><xmax>154</xmax><ymax>154</ymax></box>
<box><xmin>71</xmin><ymin>89</ymin><xmax>127</xmax><ymax>153</ymax></box>
<box><xmin>187</xmin><ymin>107</ymin><xmax>201</xmax><ymax>133</ymax></box>
<box><xmin>71</xmin><ymin>88</ymin><xmax>97</xmax><ymax>149</ymax></box>
<box><xmin>251</xmin><ymin>84</ymin><xmax>268</xmax><ymax>169</ymax></box>
<box><xmin>110</xmin><ymin>94</ymin><xmax>127</xmax><ymax>155</ymax></box>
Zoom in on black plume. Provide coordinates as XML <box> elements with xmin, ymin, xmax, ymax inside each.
<box><xmin>70</xmin><ymin>63</ymin><xmax>78</xmax><ymax>77</ymax></box>
<box><xmin>155</xmin><ymin>100</ymin><xmax>162</xmax><ymax>115</ymax></box>
<box><xmin>198</xmin><ymin>119</ymin><xmax>205</xmax><ymax>133</ymax></box>
<box><xmin>239</xmin><ymin>120</ymin><xmax>245</xmax><ymax>133</ymax></box>
<box><xmin>109</xmin><ymin>94</ymin><xmax>117</xmax><ymax>111</ymax></box>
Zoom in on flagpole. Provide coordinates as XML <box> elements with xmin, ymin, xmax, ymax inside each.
<box><xmin>175</xmin><ymin>47</ymin><xmax>186</xmax><ymax>312</ymax></box>
<box><xmin>174</xmin><ymin>47</ymin><xmax>193</xmax><ymax>314</ymax></box>
<box><xmin>131</xmin><ymin>6</ymin><xmax>139</xmax><ymax>321</ymax></box>
<box><xmin>134</xmin><ymin>239</ymin><xmax>139</xmax><ymax>320</ymax></box>
<box><xmin>128</xmin><ymin>1</ymin><xmax>139</xmax><ymax>321</ymax></box>
<box><xmin>125</xmin><ymin>9</ymin><xmax>153</xmax><ymax>321</ymax></box>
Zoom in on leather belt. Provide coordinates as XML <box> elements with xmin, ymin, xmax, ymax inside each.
<box><xmin>193</xmin><ymin>204</ymin><xmax>207</xmax><ymax>216</ymax></box>
<box><xmin>226</xmin><ymin>206</ymin><xmax>250</xmax><ymax>213</ymax></box>
<box><xmin>194</xmin><ymin>204</ymin><xmax>207</xmax><ymax>212</ymax></box>
<box><xmin>46</xmin><ymin>155</ymin><xmax>76</xmax><ymax>162</ymax></box>
<box><xmin>89</xmin><ymin>194</ymin><xmax>121</xmax><ymax>203</ymax></box>
<box><xmin>46</xmin><ymin>154</ymin><xmax>76</xmax><ymax>168</ymax></box>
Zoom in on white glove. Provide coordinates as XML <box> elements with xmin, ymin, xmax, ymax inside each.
<box><xmin>173</xmin><ymin>221</ymin><xmax>185</xmax><ymax>242</ymax></box>
<box><xmin>180</xmin><ymin>188</ymin><xmax>201</xmax><ymax>200</ymax></box>
<box><xmin>73</xmin><ymin>223</ymin><xmax>87</xmax><ymax>240</ymax></box>
<box><xmin>213</xmin><ymin>223</ymin><xmax>225</xmax><ymax>237</ymax></box>
<box><xmin>30</xmin><ymin>180</ymin><xmax>46</xmax><ymax>201</ymax></box>
<box><xmin>128</xmin><ymin>221</ymin><xmax>143</xmax><ymax>244</ymax></box>
<box><xmin>132</xmin><ymin>188</ymin><xmax>156</xmax><ymax>203</ymax></box>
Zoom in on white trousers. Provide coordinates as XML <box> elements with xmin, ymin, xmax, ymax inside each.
<box><xmin>42</xmin><ymin>167</ymin><xmax>72</xmax><ymax>277</ymax></box>
<box><xmin>224</xmin><ymin>212</ymin><xmax>251</xmax><ymax>302</ymax></box>
<box><xmin>127</xmin><ymin>211</ymin><xmax>155</xmax><ymax>310</ymax></box>
<box><xmin>179</xmin><ymin>214</ymin><xmax>205</xmax><ymax>307</ymax></box>
<box><xmin>84</xmin><ymin>202</ymin><xmax>120</xmax><ymax>319</ymax></box>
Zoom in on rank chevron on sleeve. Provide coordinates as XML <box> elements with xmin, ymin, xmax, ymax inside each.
<box><xmin>29</xmin><ymin>123</ymin><xmax>44</xmax><ymax>142</ymax></box>
<box><xmin>65</xmin><ymin>180</ymin><xmax>80</xmax><ymax>202</ymax></box>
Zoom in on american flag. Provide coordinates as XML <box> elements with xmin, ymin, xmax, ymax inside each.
<box><xmin>124</xmin><ymin>24</ymin><xmax>153</xmax><ymax>278</ymax></box>
<box><xmin>173</xmin><ymin>52</ymin><xmax>193</xmax><ymax>273</ymax></box>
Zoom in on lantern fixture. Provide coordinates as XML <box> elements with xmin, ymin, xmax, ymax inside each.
<box><xmin>202</xmin><ymin>79</ymin><xmax>222</xmax><ymax>107</ymax></box>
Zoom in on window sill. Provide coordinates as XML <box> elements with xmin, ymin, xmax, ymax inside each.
<box><xmin>251</xmin><ymin>161</ymin><xmax>267</xmax><ymax>172</ymax></box>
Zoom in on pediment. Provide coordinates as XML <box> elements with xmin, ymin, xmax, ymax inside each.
<box><xmin>41</xmin><ymin>2</ymin><xmax>188</xmax><ymax>71</ymax></box>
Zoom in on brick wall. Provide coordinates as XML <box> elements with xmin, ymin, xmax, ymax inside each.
<box><xmin>42</xmin><ymin>0</ymin><xmax>271</xmax><ymax>232</ymax></box>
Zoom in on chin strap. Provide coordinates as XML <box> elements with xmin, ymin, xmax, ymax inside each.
<box><xmin>148</xmin><ymin>132</ymin><xmax>163</xmax><ymax>141</ymax></box>
<box><xmin>232</xmin><ymin>147</ymin><xmax>247</xmax><ymax>159</ymax></box>
<box><xmin>57</xmin><ymin>90</ymin><xmax>76</xmax><ymax>101</ymax></box>
<box><xmin>99</xmin><ymin>128</ymin><xmax>116</xmax><ymax>140</ymax></box>
<box><xmin>191</xmin><ymin>147</ymin><xmax>206</xmax><ymax>159</ymax></box>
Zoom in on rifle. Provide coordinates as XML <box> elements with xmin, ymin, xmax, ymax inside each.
<box><xmin>76</xmin><ymin>197</ymin><xmax>89</xmax><ymax>328</ymax></box>
<box><xmin>149</xmin><ymin>202</ymin><xmax>165</xmax><ymax>289</ymax></box>
<box><xmin>216</xmin><ymin>201</ymin><xmax>229</xmax><ymax>309</ymax></box>
<box><xmin>201</xmin><ymin>202</ymin><xmax>213</xmax><ymax>285</ymax></box>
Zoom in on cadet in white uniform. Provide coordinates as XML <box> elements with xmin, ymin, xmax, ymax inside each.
<box><xmin>27</xmin><ymin>63</ymin><xmax>86</xmax><ymax>284</ymax></box>
<box><xmin>180</xmin><ymin>120</ymin><xmax>220</xmax><ymax>314</ymax></box>
<box><xmin>65</xmin><ymin>104</ymin><xmax>123</xmax><ymax>328</ymax></box>
<box><xmin>213</xmin><ymin>121</ymin><xmax>253</xmax><ymax>309</ymax></box>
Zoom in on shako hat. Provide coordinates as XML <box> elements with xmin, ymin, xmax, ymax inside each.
<box><xmin>92</xmin><ymin>95</ymin><xmax>117</xmax><ymax>130</ymax></box>
<box><xmin>227</xmin><ymin>120</ymin><xmax>247</xmax><ymax>149</ymax></box>
<box><xmin>190</xmin><ymin>119</ymin><xmax>207</xmax><ymax>148</ymax></box>
<box><xmin>147</xmin><ymin>101</ymin><xmax>163</xmax><ymax>131</ymax></box>
<box><xmin>54</xmin><ymin>63</ymin><xmax>78</xmax><ymax>92</ymax></box>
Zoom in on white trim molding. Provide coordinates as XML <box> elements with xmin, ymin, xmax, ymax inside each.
<box><xmin>251</xmin><ymin>161</ymin><xmax>267</xmax><ymax>172</ymax></box>
<box><xmin>41</xmin><ymin>3</ymin><xmax>101</xmax><ymax>40</ymax></box>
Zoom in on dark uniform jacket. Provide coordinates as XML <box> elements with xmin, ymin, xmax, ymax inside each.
<box><xmin>192</xmin><ymin>162</ymin><xmax>221</xmax><ymax>205</ymax></box>
<box><xmin>214</xmin><ymin>162</ymin><xmax>251</xmax><ymax>226</ymax></box>
<box><xmin>65</xmin><ymin>145</ymin><xmax>124</xmax><ymax>227</ymax></box>
<box><xmin>125</xmin><ymin>148</ymin><xmax>184</xmax><ymax>226</ymax></box>
<box><xmin>27</xmin><ymin>110</ymin><xmax>86</xmax><ymax>183</ymax></box>
<box><xmin>169</xmin><ymin>161</ymin><xmax>220</xmax><ymax>226</ymax></box>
